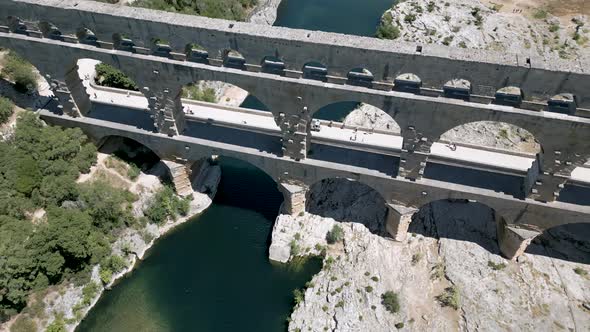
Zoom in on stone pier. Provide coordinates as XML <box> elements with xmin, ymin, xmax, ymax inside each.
<box><xmin>162</xmin><ymin>159</ymin><xmax>193</xmax><ymax>197</ymax></box>
<box><xmin>278</xmin><ymin>182</ymin><xmax>307</xmax><ymax>216</ymax></box>
<box><xmin>385</xmin><ymin>203</ymin><xmax>418</xmax><ymax>241</ymax></box>
<box><xmin>497</xmin><ymin>223</ymin><xmax>540</xmax><ymax>260</ymax></box>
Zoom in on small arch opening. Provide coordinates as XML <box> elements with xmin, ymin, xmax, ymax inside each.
<box><xmin>185</xmin><ymin>43</ymin><xmax>208</xmax><ymax>63</ymax></box>
<box><xmin>76</xmin><ymin>27</ymin><xmax>99</xmax><ymax>46</ymax></box>
<box><xmin>306</xmin><ymin>178</ymin><xmax>388</xmax><ymax>235</ymax></box>
<box><xmin>443</xmin><ymin>78</ymin><xmax>472</xmax><ymax>101</ymax></box>
<box><xmin>112</xmin><ymin>33</ymin><xmax>135</xmax><ymax>51</ymax></box>
<box><xmin>222</xmin><ymin>49</ymin><xmax>246</xmax><ymax>69</ymax></box>
<box><xmin>347</xmin><ymin>68</ymin><xmax>374</xmax><ymax>88</ymax></box>
<box><xmin>302</xmin><ymin>61</ymin><xmax>327</xmax><ymax>81</ymax></box>
<box><xmin>261</xmin><ymin>56</ymin><xmax>285</xmax><ymax>75</ymax></box>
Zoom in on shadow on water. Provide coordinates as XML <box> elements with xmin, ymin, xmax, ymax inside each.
<box><xmin>77</xmin><ymin>157</ymin><xmax>322</xmax><ymax>332</ymax></box>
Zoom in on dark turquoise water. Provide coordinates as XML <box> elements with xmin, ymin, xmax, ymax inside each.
<box><xmin>78</xmin><ymin>158</ymin><xmax>322</xmax><ymax>332</ymax></box>
<box><xmin>274</xmin><ymin>0</ymin><xmax>394</xmax><ymax>37</ymax></box>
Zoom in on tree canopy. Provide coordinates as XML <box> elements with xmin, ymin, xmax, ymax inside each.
<box><xmin>0</xmin><ymin>113</ymin><xmax>135</xmax><ymax>323</ymax></box>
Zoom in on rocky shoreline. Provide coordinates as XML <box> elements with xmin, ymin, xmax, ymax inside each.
<box><xmin>269</xmin><ymin>187</ymin><xmax>590</xmax><ymax>331</ymax></box>
<box><xmin>248</xmin><ymin>0</ymin><xmax>282</xmax><ymax>25</ymax></box>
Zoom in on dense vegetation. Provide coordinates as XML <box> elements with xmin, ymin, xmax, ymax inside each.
<box><xmin>132</xmin><ymin>0</ymin><xmax>258</xmax><ymax>21</ymax></box>
<box><xmin>0</xmin><ymin>51</ymin><xmax>37</xmax><ymax>93</ymax></box>
<box><xmin>94</xmin><ymin>63</ymin><xmax>138</xmax><ymax>91</ymax></box>
<box><xmin>182</xmin><ymin>84</ymin><xmax>217</xmax><ymax>103</ymax></box>
<box><xmin>0</xmin><ymin>97</ymin><xmax>14</xmax><ymax>124</ymax></box>
<box><xmin>143</xmin><ymin>186</ymin><xmax>190</xmax><ymax>224</ymax></box>
<box><xmin>0</xmin><ymin>113</ymin><xmax>138</xmax><ymax>322</ymax></box>
<box><xmin>376</xmin><ymin>13</ymin><xmax>400</xmax><ymax>40</ymax></box>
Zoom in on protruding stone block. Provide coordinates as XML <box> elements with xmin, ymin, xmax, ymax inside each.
<box><xmin>385</xmin><ymin>203</ymin><xmax>418</xmax><ymax>241</ymax></box>
<box><xmin>497</xmin><ymin>224</ymin><xmax>540</xmax><ymax>260</ymax></box>
<box><xmin>278</xmin><ymin>182</ymin><xmax>307</xmax><ymax>216</ymax></box>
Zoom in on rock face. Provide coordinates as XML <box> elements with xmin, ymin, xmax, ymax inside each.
<box><xmin>343</xmin><ymin>103</ymin><xmax>401</xmax><ymax>133</ymax></box>
<box><xmin>440</xmin><ymin>121</ymin><xmax>540</xmax><ymax>153</ymax></box>
<box><xmin>248</xmin><ymin>0</ymin><xmax>282</xmax><ymax>25</ymax></box>
<box><xmin>380</xmin><ymin>0</ymin><xmax>590</xmax><ymax>60</ymax></box>
<box><xmin>269</xmin><ymin>180</ymin><xmax>590</xmax><ymax>331</ymax></box>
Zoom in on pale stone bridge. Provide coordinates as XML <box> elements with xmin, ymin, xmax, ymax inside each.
<box><xmin>1</xmin><ymin>0</ymin><xmax>590</xmax><ymax>260</ymax></box>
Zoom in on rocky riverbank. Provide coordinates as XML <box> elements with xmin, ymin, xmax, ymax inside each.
<box><xmin>379</xmin><ymin>0</ymin><xmax>590</xmax><ymax>60</ymax></box>
<box><xmin>269</xmin><ymin>180</ymin><xmax>590</xmax><ymax>331</ymax></box>
<box><xmin>248</xmin><ymin>0</ymin><xmax>282</xmax><ymax>25</ymax></box>
<box><xmin>1</xmin><ymin>153</ymin><xmax>221</xmax><ymax>332</ymax></box>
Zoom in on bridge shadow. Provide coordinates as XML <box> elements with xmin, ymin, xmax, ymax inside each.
<box><xmin>184</xmin><ymin>120</ymin><xmax>282</xmax><ymax>155</ymax></box>
<box><xmin>88</xmin><ymin>103</ymin><xmax>156</xmax><ymax>132</ymax></box>
<box><xmin>558</xmin><ymin>184</ymin><xmax>590</xmax><ymax>206</ymax></box>
<box><xmin>409</xmin><ymin>200</ymin><xmax>501</xmax><ymax>254</ymax></box>
<box><xmin>305</xmin><ymin>178</ymin><xmax>389</xmax><ymax>236</ymax></box>
<box><xmin>423</xmin><ymin>163</ymin><xmax>526</xmax><ymax>199</ymax></box>
<box><xmin>525</xmin><ymin>223</ymin><xmax>590</xmax><ymax>264</ymax></box>
<box><xmin>307</xmin><ymin>143</ymin><xmax>399</xmax><ymax>177</ymax></box>
<box><xmin>408</xmin><ymin>200</ymin><xmax>590</xmax><ymax>264</ymax></box>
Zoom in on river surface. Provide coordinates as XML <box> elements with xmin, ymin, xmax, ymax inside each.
<box><xmin>78</xmin><ymin>158</ymin><xmax>322</xmax><ymax>331</ymax></box>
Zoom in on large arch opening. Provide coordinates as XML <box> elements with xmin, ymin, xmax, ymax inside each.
<box><xmin>76</xmin><ymin>58</ymin><xmax>154</xmax><ymax>131</ymax></box>
<box><xmin>409</xmin><ymin>199</ymin><xmax>502</xmax><ymax>254</ymax></box>
<box><xmin>97</xmin><ymin>135</ymin><xmax>164</xmax><ymax>182</ymax></box>
<box><xmin>426</xmin><ymin>121</ymin><xmax>542</xmax><ymax>198</ymax></box>
<box><xmin>212</xmin><ymin>156</ymin><xmax>283</xmax><ymax>222</ymax></box>
<box><xmin>526</xmin><ymin>223</ymin><xmax>590</xmax><ymax>264</ymax></box>
<box><xmin>181</xmin><ymin>80</ymin><xmax>281</xmax><ymax>154</ymax></box>
<box><xmin>305</xmin><ymin>178</ymin><xmax>388</xmax><ymax>235</ymax></box>
<box><xmin>0</xmin><ymin>48</ymin><xmax>51</xmax><ymax>110</ymax></box>
<box><xmin>307</xmin><ymin>101</ymin><xmax>401</xmax><ymax>176</ymax></box>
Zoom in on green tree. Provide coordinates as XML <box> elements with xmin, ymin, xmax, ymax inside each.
<box><xmin>1</xmin><ymin>52</ymin><xmax>37</xmax><ymax>93</ymax></box>
<box><xmin>0</xmin><ymin>96</ymin><xmax>14</xmax><ymax>124</ymax></box>
<box><xmin>94</xmin><ymin>63</ymin><xmax>138</xmax><ymax>91</ymax></box>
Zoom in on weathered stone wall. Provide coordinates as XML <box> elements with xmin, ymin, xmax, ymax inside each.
<box><xmin>39</xmin><ymin>110</ymin><xmax>590</xmax><ymax>236</ymax></box>
<box><xmin>2</xmin><ymin>0</ymin><xmax>590</xmax><ymax>108</ymax></box>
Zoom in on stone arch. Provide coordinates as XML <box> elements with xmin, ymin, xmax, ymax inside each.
<box><xmin>38</xmin><ymin>21</ymin><xmax>62</xmax><ymax>40</ymax></box>
<box><xmin>185</xmin><ymin>43</ymin><xmax>208</xmax><ymax>63</ymax></box>
<box><xmin>260</xmin><ymin>56</ymin><xmax>285</xmax><ymax>75</ymax></box>
<box><xmin>347</xmin><ymin>68</ymin><xmax>374</xmax><ymax>88</ymax></box>
<box><xmin>211</xmin><ymin>155</ymin><xmax>283</xmax><ymax>221</ymax></box>
<box><xmin>409</xmin><ymin>198</ymin><xmax>509</xmax><ymax>256</ymax></box>
<box><xmin>302</xmin><ymin>61</ymin><xmax>328</xmax><ymax>81</ymax></box>
<box><xmin>311</xmin><ymin>100</ymin><xmax>401</xmax><ymax>132</ymax></box>
<box><xmin>221</xmin><ymin>49</ymin><xmax>246</xmax><ymax>69</ymax></box>
<box><xmin>525</xmin><ymin>223</ymin><xmax>590</xmax><ymax>264</ymax></box>
<box><xmin>68</xmin><ymin>58</ymin><xmax>155</xmax><ymax>130</ymax></box>
<box><xmin>305</xmin><ymin>177</ymin><xmax>389</xmax><ymax>235</ymax></box>
<box><xmin>179</xmin><ymin>78</ymin><xmax>269</xmax><ymax>112</ymax></box>
<box><xmin>427</xmin><ymin>120</ymin><xmax>542</xmax><ymax>198</ymax></box>
<box><xmin>76</xmin><ymin>27</ymin><xmax>99</xmax><ymax>46</ymax></box>
<box><xmin>112</xmin><ymin>33</ymin><xmax>135</xmax><ymax>52</ymax></box>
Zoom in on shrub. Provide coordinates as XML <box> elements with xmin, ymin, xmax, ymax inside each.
<box><xmin>436</xmin><ymin>286</ymin><xmax>460</xmax><ymax>310</ymax></box>
<box><xmin>404</xmin><ymin>13</ymin><xmax>417</xmax><ymax>24</ymax></box>
<box><xmin>533</xmin><ymin>8</ymin><xmax>548</xmax><ymax>19</ymax></box>
<box><xmin>46</xmin><ymin>318</ymin><xmax>66</xmax><ymax>332</ymax></box>
<box><xmin>376</xmin><ymin>23</ymin><xmax>401</xmax><ymax>40</ymax></box>
<box><xmin>381</xmin><ymin>291</ymin><xmax>400</xmax><ymax>313</ymax></box>
<box><xmin>289</xmin><ymin>239</ymin><xmax>301</xmax><ymax>256</ymax></box>
<box><xmin>365</xmin><ymin>286</ymin><xmax>373</xmax><ymax>293</ymax></box>
<box><xmin>127</xmin><ymin>163</ymin><xmax>141</xmax><ymax>180</ymax></box>
<box><xmin>574</xmin><ymin>267</ymin><xmax>588</xmax><ymax>276</ymax></box>
<box><xmin>94</xmin><ymin>63</ymin><xmax>138</xmax><ymax>91</ymax></box>
<box><xmin>411</xmin><ymin>253</ymin><xmax>423</xmax><ymax>265</ymax></box>
<box><xmin>487</xmin><ymin>260</ymin><xmax>506</xmax><ymax>270</ymax></box>
<box><xmin>0</xmin><ymin>97</ymin><xmax>14</xmax><ymax>124</ymax></box>
<box><xmin>10</xmin><ymin>315</ymin><xmax>37</xmax><ymax>332</ymax></box>
<box><xmin>182</xmin><ymin>84</ymin><xmax>217</xmax><ymax>103</ymax></box>
<box><xmin>326</xmin><ymin>225</ymin><xmax>344</xmax><ymax>244</ymax></box>
<box><xmin>143</xmin><ymin>186</ymin><xmax>188</xmax><ymax>224</ymax></box>
<box><xmin>82</xmin><ymin>282</ymin><xmax>99</xmax><ymax>306</ymax></box>
<box><xmin>293</xmin><ymin>288</ymin><xmax>304</xmax><ymax>305</ymax></box>
<box><xmin>1</xmin><ymin>52</ymin><xmax>37</xmax><ymax>93</ymax></box>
